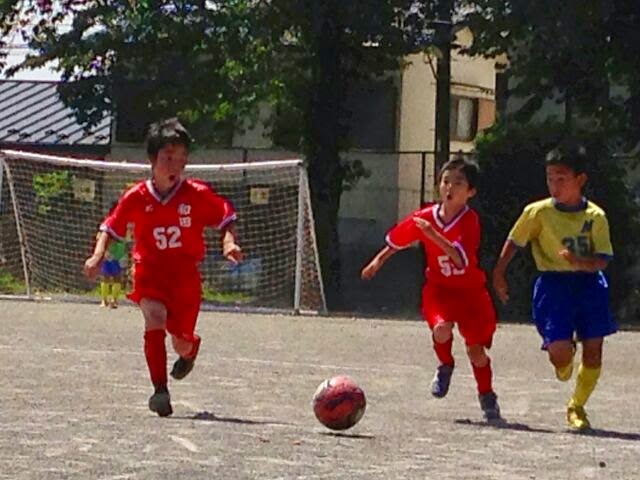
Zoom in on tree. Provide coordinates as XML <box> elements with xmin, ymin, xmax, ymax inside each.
<box><xmin>1</xmin><ymin>0</ymin><xmax>440</xmax><ymax>308</ymax></box>
<box><xmin>460</xmin><ymin>0</ymin><xmax>640</xmax><ymax>144</ymax></box>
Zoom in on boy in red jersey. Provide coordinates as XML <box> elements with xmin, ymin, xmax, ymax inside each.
<box><xmin>361</xmin><ymin>157</ymin><xmax>501</xmax><ymax>421</ymax></box>
<box><xmin>83</xmin><ymin>118</ymin><xmax>242</xmax><ymax>417</ymax></box>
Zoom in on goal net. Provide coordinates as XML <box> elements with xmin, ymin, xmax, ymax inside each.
<box><xmin>0</xmin><ymin>149</ymin><xmax>326</xmax><ymax>314</ymax></box>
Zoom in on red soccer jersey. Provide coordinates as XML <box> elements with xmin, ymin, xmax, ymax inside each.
<box><xmin>100</xmin><ymin>178</ymin><xmax>236</xmax><ymax>268</ymax></box>
<box><xmin>385</xmin><ymin>204</ymin><xmax>486</xmax><ymax>289</ymax></box>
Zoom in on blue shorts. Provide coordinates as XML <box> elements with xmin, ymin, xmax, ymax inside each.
<box><xmin>101</xmin><ymin>259</ymin><xmax>122</xmax><ymax>277</ymax></box>
<box><xmin>532</xmin><ymin>271</ymin><xmax>617</xmax><ymax>348</ymax></box>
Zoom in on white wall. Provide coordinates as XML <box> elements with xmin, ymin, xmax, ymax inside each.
<box><xmin>396</xmin><ymin>27</ymin><xmax>497</xmax><ymax>218</ymax></box>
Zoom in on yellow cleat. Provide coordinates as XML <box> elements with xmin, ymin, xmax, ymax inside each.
<box><xmin>567</xmin><ymin>405</ymin><xmax>591</xmax><ymax>431</ymax></box>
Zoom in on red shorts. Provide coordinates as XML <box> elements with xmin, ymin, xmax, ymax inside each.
<box><xmin>128</xmin><ymin>262</ymin><xmax>202</xmax><ymax>341</ymax></box>
<box><xmin>421</xmin><ymin>283</ymin><xmax>497</xmax><ymax>346</ymax></box>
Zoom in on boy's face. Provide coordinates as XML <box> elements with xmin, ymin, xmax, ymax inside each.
<box><xmin>546</xmin><ymin>164</ymin><xmax>586</xmax><ymax>205</ymax></box>
<box><xmin>151</xmin><ymin>142</ymin><xmax>188</xmax><ymax>191</ymax></box>
<box><xmin>439</xmin><ymin>167</ymin><xmax>476</xmax><ymax>208</ymax></box>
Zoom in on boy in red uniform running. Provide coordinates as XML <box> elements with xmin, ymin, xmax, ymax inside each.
<box><xmin>84</xmin><ymin>118</ymin><xmax>242</xmax><ymax>417</ymax></box>
<box><xmin>361</xmin><ymin>157</ymin><xmax>501</xmax><ymax>421</ymax></box>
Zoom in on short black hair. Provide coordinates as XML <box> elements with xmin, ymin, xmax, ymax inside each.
<box><xmin>146</xmin><ymin>117</ymin><xmax>192</xmax><ymax>157</ymax></box>
<box><xmin>438</xmin><ymin>155</ymin><xmax>480</xmax><ymax>189</ymax></box>
<box><xmin>545</xmin><ymin>139</ymin><xmax>588</xmax><ymax>174</ymax></box>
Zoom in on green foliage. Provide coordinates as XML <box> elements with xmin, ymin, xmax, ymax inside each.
<box><xmin>461</xmin><ymin>0</ymin><xmax>640</xmax><ymax>144</ymax></box>
<box><xmin>474</xmin><ymin>121</ymin><xmax>640</xmax><ymax>322</ymax></box>
<box><xmin>32</xmin><ymin>170</ymin><xmax>72</xmax><ymax>214</ymax></box>
<box><xmin>0</xmin><ymin>269</ymin><xmax>25</xmax><ymax>294</ymax></box>
<box><xmin>202</xmin><ymin>287</ymin><xmax>254</xmax><ymax>305</ymax></box>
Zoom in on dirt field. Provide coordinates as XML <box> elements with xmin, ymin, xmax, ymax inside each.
<box><xmin>1</xmin><ymin>299</ymin><xmax>640</xmax><ymax>479</ymax></box>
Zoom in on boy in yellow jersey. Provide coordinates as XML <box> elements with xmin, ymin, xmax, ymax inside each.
<box><xmin>492</xmin><ymin>140</ymin><xmax>616</xmax><ymax>431</ymax></box>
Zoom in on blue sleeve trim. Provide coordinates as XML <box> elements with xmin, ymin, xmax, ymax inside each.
<box><xmin>507</xmin><ymin>238</ymin><xmax>526</xmax><ymax>248</ymax></box>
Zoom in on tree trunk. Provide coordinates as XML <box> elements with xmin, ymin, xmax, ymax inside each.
<box><xmin>307</xmin><ymin>1</ymin><xmax>344</xmax><ymax>310</ymax></box>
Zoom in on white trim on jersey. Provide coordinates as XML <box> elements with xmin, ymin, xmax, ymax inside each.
<box><xmin>452</xmin><ymin>241</ymin><xmax>469</xmax><ymax>267</ymax></box>
<box><xmin>146</xmin><ymin>178</ymin><xmax>185</xmax><ymax>205</ymax></box>
<box><xmin>99</xmin><ymin>224</ymin><xmax>126</xmax><ymax>241</ymax></box>
<box><xmin>385</xmin><ymin>233</ymin><xmax>410</xmax><ymax>250</ymax></box>
<box><xmin>433</xmin><ymin>204</ymin><xmax>469</xmax><ymax>232</ymax></box>
<box><xmin>217</xmin><ymin>213</ymin><xmax>238</xmax><ymax>230</ymax></box>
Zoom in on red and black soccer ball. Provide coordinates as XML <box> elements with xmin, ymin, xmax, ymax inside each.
<box><xmin>312</xmin><ymin>375</ymin><xmax>366</xmax><ymax>430</ymax></box>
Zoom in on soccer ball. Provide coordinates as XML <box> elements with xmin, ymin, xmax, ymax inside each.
<box><xmin>312</xmin><ymin>375</ymin><xmax>366</xmax><ymax>430</ymax></box>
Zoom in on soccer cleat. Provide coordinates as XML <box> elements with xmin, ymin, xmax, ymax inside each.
<box><xmin>170</xmin><ymin>336</ymin><xmax>201</xmax><ymax>380</ymax></box>
<box><xmin>479</xmin><ymin>391</ymin><xmax>502</xmax><ymax>422</ymax></box>
<box><xmin>148</xmin><ymin>385</ymin><xmax>173</xmax><ymax>417</ymax></box>
<box><xmin>430</xmin><ymin>363</ymin><xmax>454</xmax><ymax>398</ymax></box>
<box><xmin>170</xmin><ymin>356</ymin><xmax>196</xmax><ymax>380</ymax></box>
<box><xmin>567</xmin><ymin>405</ymin><xmax>590</xmax><ymax>431</ymax></box>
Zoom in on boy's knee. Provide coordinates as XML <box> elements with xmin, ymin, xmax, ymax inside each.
<box><xmin>432</xmin><ymin>322</ymin><xmax>453</xmax><ymax>343</ymax></box>
<box><xmin>141</xmin><ymin>299</ymin><xmax>167</xmax><ymax>331</ymax></box>
<box><xmin>547</xmin><ymin>340</ymin><xmax>574</xmax><ymax>367</ymax></box>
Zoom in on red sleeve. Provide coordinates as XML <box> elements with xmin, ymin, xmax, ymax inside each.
<box><xmin>454</xmin><ymin>211</ymin><xmax>481</xmax><ymax>268</ymax></box>
<box><xmin>199</xmin><ymin>184</ymin><xmax>237</xmax><ymax>229</ymax></box>
<box><xmin>385</xmin><ymin>212</ymin><xmax>421</xmax><ymax>249</ymax></box>
<box><xmin>100</xmin><ymin>189</ymin><xmax>137</xmax><ymax>240</ymax></box>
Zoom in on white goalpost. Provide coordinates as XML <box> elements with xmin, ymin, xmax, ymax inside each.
<box><xmin>0</xmin><ymin>149</ymin><xmax>327</xmax><ymax>314</ymax></box>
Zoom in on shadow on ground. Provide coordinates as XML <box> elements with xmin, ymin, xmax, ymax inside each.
<box><xmin>172</xmin><ymin>411</ymin><xmax>294</xmax><ymax>426</ymax></box>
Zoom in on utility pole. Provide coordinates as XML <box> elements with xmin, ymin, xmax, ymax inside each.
<box><xmin>433</xmin><ymin>0</ymin><xmax>453</xmax><ymax>174</ymax></box>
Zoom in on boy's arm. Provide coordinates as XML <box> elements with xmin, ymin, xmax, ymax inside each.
<box><xmin>84</xmin><ymin>231</ymin><xmax>112</xmax><ymax>279</ymax></box>
<box><xmin>413</xmin><ymin>217</ymin><xmax>464</xmax><ymax>269</ymax></box>
<box><xmin>492</xmin><ymin>240</ymin><xmax>519</xmax><ymax>304</ymax></box>
<box><xmin>221</xmin><ymin>225</ymin><xmax>243</xmax><ymax>264</ymax></box>
<box><xmin>361</xmin><ymin>245</ymin><xmax>397</xmax><ymax>280</ymax></box>
<box><xmin>558</xmin><ymin>250</ymin><xmax>609</xmax><ymax>272</ymax></box>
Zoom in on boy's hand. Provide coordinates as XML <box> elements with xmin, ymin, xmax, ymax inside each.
<box><xmin>83</xmin><ymin>255</ymin><xmax>102</xmax><ymax>280</ymax></box>
<box><xmin>361</xmin><ymin>259</ymin><xmax>381</xmax><ymax>280</ymax></box>
<box><xmin>413</xmin><ymin>216</ymin><xmax>434</xmax><ymax>235</ymax></box>
<box><xmin>492</xmin><ymin>270</ymin><xmax>509</xmax><ymax>304</ymax></box>
<box><xmin>223</xmin><ymin>242</ymin><xmax>243</xmax><ymax>264</ymax></box>
<box><xmin>559</xmin><ymin>249</ymin><xmax>577</xmax><ymax>265</ymax></box>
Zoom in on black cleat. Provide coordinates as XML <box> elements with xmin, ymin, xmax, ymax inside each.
<box><xmin>148</xmin><ymin>385</ymin><xmax>173</xmax><ymax>417</ymax></box>
<box><xmin>479</xmin><ymin>391</ymin><xmax>503</xmax><ymax>423</ymax></box>
<box><xmin>170</xmin><ymin>337</ymin><xmax>201</xmax><ymax>380</ymax></box>
<box><xmin>170</xmin><ymin>356</ymin><xmax>196</xmax><ymax>380</ymax></box>
<box><xmin>430</xmin><ymin>363</ymin><xmax>454</xmax><ymax>398</ymax></box>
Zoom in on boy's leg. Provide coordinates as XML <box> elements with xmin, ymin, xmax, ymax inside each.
<box><xmin>110</xmin><ymin>275</ymin><xmax>122</xmax><ymax>308</ymax></box>
<box><xmin>567</xmin><ymin>272</ymin><xmax>616</xmax><ymax>429</ymax></box>
<box><xmin>567</xmin><ymin>338</ymin><xmax>603</xmax><ymax>430</ymax></box>
<box><xmin>140</xmin><ymin>298</ymin><xmax>172</xmax><ymax>417</ymax></box>
<box><xmin>100</xmin><ymin>279</ymin><xmax>109</xmax><ymax>307</ymax></box>
<box><xmin>531</xmin><ymin>274</ymin><xmax>575</xmax><ymax>379</ymax></box>
<box><xmin>168</xmin><ymin>274</ymin><xmax>202</xmax><ymax>381</ymax></box>
<box><xmin>422</xmin><ymin>284</ymin><xmax>456</xmax><ymax>398</ymax></box>
<box><xmin>467</xmin><ymin>344</ymin><xmax>493</xmax><ymax>395</ymax></box>
<box><xmin>430</xmin><ymin>322</ymin><xmax>455</xmax><ymax>398</ymax></box>
<box><xmin>547</xmin><ymin>340</ymin><xmax>576</xmax><ymax>381</ymax></box>
<box><xmin>457</xmin><ymin>288</ymin><xmax>501</xmax><ymax>421</ymax></box>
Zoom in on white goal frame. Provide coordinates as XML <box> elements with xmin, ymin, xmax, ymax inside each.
<box><xmin>0</xmin><ymin>149</ymin><xmax>327</xmax><ymax>315</ymax></box>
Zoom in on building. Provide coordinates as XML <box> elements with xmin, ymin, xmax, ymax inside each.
<box><xmin>0</xmin><ymin>80</ymin><xmax>111</xmax><ymax>157</ymax></box>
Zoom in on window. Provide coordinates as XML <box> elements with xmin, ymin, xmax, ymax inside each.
<box><xmin>450</xmin><ymin>96</ymin><xmax>478</xmax><ymax>142</ymax></box>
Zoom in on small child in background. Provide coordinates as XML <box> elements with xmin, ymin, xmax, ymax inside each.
<box><xmin>99</xmin><ymin>237</ymin><xmax>127</xmax><ymax>308</ymax></box>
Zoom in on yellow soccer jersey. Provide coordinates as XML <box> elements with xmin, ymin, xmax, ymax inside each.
<box><xmin>508</xmin><ymin>197</ymin><xmax>613</xmax><ymax>271</ymax></box>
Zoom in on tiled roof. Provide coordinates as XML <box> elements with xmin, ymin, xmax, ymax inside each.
<box><xmin>0</xmin><ymin>80</ymin><xmax>111</xmax><ymax>145</ymax></box>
